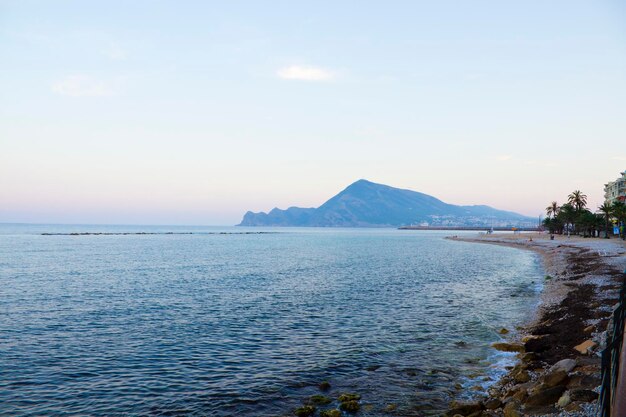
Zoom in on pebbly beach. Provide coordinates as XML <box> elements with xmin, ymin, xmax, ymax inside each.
<box><xmin>445</xmin><ymin>233</ymin><xmax>626</xmax><ymax>417</ymax></box>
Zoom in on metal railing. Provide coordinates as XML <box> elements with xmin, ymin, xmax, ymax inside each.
<box><xmin>599</xmin><ymin>273</ymin><xmax>626</xmax><ymax>417</ymax></box>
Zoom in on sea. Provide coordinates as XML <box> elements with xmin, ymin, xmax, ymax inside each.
<box><xmin>0</xmin><ymin>224</ymin><xmax>543</xmax><ymax>416</ymax></box>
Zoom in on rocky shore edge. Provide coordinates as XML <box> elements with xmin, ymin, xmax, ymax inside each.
<box><xmin>444</xmin><ymin>234</ymin><xmax>626</xmax><ymax>417</ymax></box>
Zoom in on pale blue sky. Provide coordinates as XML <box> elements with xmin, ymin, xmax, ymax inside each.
<box><xmin>1</xmin><ymin>1</ymin><xmax>625</xmax><ymax>225</ymax></box>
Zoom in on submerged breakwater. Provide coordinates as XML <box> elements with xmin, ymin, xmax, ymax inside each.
<box><xmin>0</xmin><ymin>226</ymin><xmax>543</xmax><ymax>416</ymax></box>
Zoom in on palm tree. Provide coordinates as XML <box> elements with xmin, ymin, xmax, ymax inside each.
<box><xmin>612</xmin><ymin>201</ymin><xmax>626</xmax><ymax>240</ymax></box>
<box><xmin>568</xmin><ymin>190</ymin><xmax>588</xmax><ymax>212</ymax></box>
<box><xmin>558</xmin><ymin>203</ymin><xmax>577</xmax><ymax>236</ymax></box>
<box><xmin>577</xmin><ymin>209</ymin><xmax>599</xmax><ymax>237</ymax></box>
<box><xmin>598</xmin><ymin>202</ymin><xmax>613</xmax><ymax>238</ymax></box>
<box><xmin>542</xmin><ymin>216</ymin><xmax>563</xmax><ymax>234</ymax></box>
<box><xmin>594</xmin><ymin>213</ymin><xmax>605</xmax><ymax>237</ymax></box>
<box><xmin>546</xmin><ymin>201</ymin><xmax>560</xmax><ymax>219</ymax></box>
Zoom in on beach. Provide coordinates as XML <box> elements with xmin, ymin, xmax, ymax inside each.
<box><xmin>446</xmin><ymin>233</ymin><xmax>626</xmax><ymax>417</ymax></box>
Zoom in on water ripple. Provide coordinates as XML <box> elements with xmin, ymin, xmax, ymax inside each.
<box><xmin>0</xmin><ymin>227</ymin><xmax>542</xmax><ymax>416</ymax></box>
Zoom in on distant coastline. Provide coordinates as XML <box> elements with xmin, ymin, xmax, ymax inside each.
<box><xmin>399</xmin><ymin>226</ymin><xmax>541</xmax><ymax>231</ymax></box>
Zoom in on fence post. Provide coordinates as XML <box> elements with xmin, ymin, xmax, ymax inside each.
<box><xmin>600</xmin><ymin>272</ymin><xmax>626</xmax><ymax>417</ymax></box>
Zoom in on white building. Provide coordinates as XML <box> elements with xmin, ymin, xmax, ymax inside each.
<box><xmin>604</xmin><ymin>170</ymin><xmax>626</xmax><ymax>205</ymax></box>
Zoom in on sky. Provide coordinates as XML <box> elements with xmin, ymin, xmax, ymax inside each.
<box><xmin>1</xmin><ymin>1</ymin><xmax>625</xmax><ymax>225</ymax></box>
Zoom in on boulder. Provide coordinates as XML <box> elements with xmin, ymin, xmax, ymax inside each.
<box><xmin>294</xmin><ymin>405</ymin><xmax>316</xmax><ymax>417</ymax></box>
<box><xmin>309</xmin><ymin>395</ymin><xmax>332</xmax><ymax>405</ymax></box>
<box><xmin>549</xmin><ymin>358</ymin><xmax>577</xmax><ymax>374</ymax></box>
<box><xmin>319</xmin><ymin>410</ymin><xmax>341</xmax><ymax>417</ymax></box>
<box><xmin>445</xmin><ymin>401</ymin><xmax>483</xmax><ymax>416</ymax></box>
<box><xmin>524</xmin><ymin>338</ymin><xmax>550</xmax><ymax>353</ymax></box>
<box><xmin>339</xmin><ymin>400</ymin><xmax>359</xmax><ymax>413</ymax></box>
<box><xmin>569</xmin><ymin>389</ymin><xmax>599</xmax><ymax>402</ymax></box>
<box><xmin>338</xmin><ymin>393</ymin><xmax>360</xmax><ymax>402</ymax></box>
<box><xmin>385</xmin><ymin>404</ymin><xmax>397</xmax><ymax>412</ymax></box>
<box><xmin>518</xmin><ymin>352</ymin><xmax>538</xmax><ymax>363</ymax></box>
<box><xmin>557</xmin><ymin>391</ymin><xmax>571</xmax><ymax>408</ymax></box>
<box><xmin>512</xmin><ymin>389</ymin><xmax>528</xmax><ymax>402</ymax></box>
<box><xmin>576</xmin><ymin>363</ymin><xmax>601</xmax><ymax>373</ymax></box>
<box><xmin>484</xmin><ymin>398</ymin><xmax>502</xmax><ymax>410</ymax></box>
<box><xmin>541</xmin><ymin>369</ymin><xmax>569</xmax><ymax>388</ymax></box>
<box><xmin>338</xmin><ymin>393</ymin><xmax>360</xmax><ymax>414</ymax></box>
<box><xmin>503</xmin><ymin>401</ymin><xmax>522</xmax><ymax>417</ymax></box>
<box><xmin>564</xmin><ymin>402</ymin><xmax>582</xmax><ymax>412</ymax></box>
<box><xmin>525</xmin><ymin>385</ymin><xmax>566</xmax><ymax>407</ymax></box>
<box><xmin>318</xmin><ymin>381</ymin><xmax>331</xmax><ymax>391</ymax></box>
<box><xmin>505</xmin><ymin>384</ymin><xmax>529</xmax><ymax>399</ymax></box>
<box><xmin>521</xmin><ymin>335</ymin><xmax>541</xmax><ymax>343</ymax></box>
<box><xmin>504</xmin><ymin>408</ymin><xmax>522</xmax><ymax>417</ymax></box>
<box><xmin>567</xmin><ymin>373</ymin><xmax>601</xmax><ymax>389</ymax></box>
<box><xmin>492</xmin><ymin>342</ymin><xmax>525</xmax><ymax>353</ymax></box>
<box><xmin>513</xmin><ymin>369</ymin><xmax>531</xmax><ymax>383</ymax></box>
<box><xmin>573</xmin><ymin>340</ymin><xmax>596</xmax><ymax>355</ymax></box>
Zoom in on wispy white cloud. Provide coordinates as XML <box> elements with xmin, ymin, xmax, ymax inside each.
<box><xmin>495</xmin><ymin>154</ymin><xmax>558</xmax><ymax>167</ymax></box>
<box><xmin>277</xmin><ymin>65</ymin><xmax>335</xmax><ymax>81</ymax></box>
<box><xmin>611</xmin><ymin>156</ymin><xmax>626</xmax><ymax>161</ymax></box>
<box><xmin>523</xmin><ymin>159</ymin><xmax>559</xmax><ymax>168</ymax></box>
<box><xmin>51</xmin><ymin>75</ymin><xmax>116</xmax><ymax>97</ymax></box>
<box><xmin>102</xmin><ymin>43</ymin><xmax>127</xmax><ymax>60</ymax></box>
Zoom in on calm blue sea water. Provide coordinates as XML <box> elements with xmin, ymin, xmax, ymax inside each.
<box><xmin>0</xmin><ymin>225</ymin><xmax>542</xmax><ymax>416</ymax></box>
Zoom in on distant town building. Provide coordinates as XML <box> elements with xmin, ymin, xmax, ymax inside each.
<box><xmin>604</xmin><ymin>170</ymin><xmax>626</xmax><ymax>204</ymax></box>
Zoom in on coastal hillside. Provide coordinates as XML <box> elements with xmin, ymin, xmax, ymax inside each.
<box><xmin>238</xmin><ymin>179</ymin><xmax>535</xmax><ymax>227</ymax></box>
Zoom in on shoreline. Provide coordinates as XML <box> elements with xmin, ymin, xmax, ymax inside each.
<box><xmin>445</xmin><ymin>233</ymin><xmax>626</xmax><ymax>416</ymax></box>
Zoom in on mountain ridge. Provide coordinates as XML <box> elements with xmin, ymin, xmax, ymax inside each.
<box><xmin>238</xmin><ymin>179</ymin><xmax>535</xmax><ymax>227</ymax></box>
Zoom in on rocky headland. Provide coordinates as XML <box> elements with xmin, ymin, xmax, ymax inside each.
<box><xmin>239</xmin><ymin>180</ymin><xmax>535</xmax><ymax>227</ymax></box>
<box><xmin>445</xmin><ymin>233</ymin><xmax>626</xmax><ymax>417</ymax></box>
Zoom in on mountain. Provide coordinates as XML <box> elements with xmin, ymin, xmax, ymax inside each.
<box><xmin>238</xmin><ymin>179</ymin><xmax>535</xmax><ymax>227</ymax></box>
